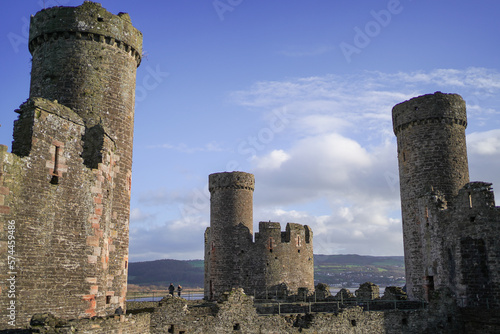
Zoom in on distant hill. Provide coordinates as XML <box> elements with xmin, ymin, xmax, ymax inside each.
<box><xmin>128</xmin><ymin>259</ymin><xmax>204</xmax><ymax>288</ymax></box>
<box><xmin>128</xmin><ymin>254</ymin><xmax>405</xmax><ymax>288</ymax></box>
<box><xmin>314</xmin><ymin>254</ymin><xmax>405</xmax><ymax>287</ymax></box>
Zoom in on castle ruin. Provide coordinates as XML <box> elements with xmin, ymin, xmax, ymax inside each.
<box><xmin>204</xmin><ymin>172</ymin><xmax>314</xmax><ymax>300</ymax></box>
<box><xmin>1</xmin><ymin>1</ymin><xmax>500</xmax><ymax>333</ymax></box>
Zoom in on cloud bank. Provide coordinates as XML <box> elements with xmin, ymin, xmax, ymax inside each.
<box><xmin>129</xmin><ymin>68</ymin><xmax>500</xmax><ymax>261</ymax></box>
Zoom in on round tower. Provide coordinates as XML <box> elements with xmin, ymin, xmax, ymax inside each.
<box><xmin>28</xmin><ymin>2</ymin><xmax>142</xmax><ymax>130</ymax></box>
<box><xmin>392</xmin><ymin>92</ymin><xmax>470</xmax><ymax>299</ymax></box>
<box><xmin>26</xmin><ymin>2</ymin><xmax>142</xmax><ymax>317</ymax></box>
<box><xmin>205</xmin><ymin>172</ymin><xmax>254</xmax><ymax>300</ymax></box>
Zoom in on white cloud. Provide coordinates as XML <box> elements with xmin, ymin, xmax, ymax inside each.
<box><xmin>253</xmin><ymin>149</ymin><xmax>290</xmax><ymax>170</ymax></box>
<box><xmin>468</xmin><ymin>129</ymin><xmax>500</xmax><ymax>155</ymax></box>
<box><xmin>130</xmin><ymin>208</ymin><xmax>154</xmax><ymax>223</ymax></box>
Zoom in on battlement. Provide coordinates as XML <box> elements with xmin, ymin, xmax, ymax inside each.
<box><xmin>392</xmin><ymin>91</ymin><xmax>467</xmax><ymax>135</ymax></box>
<box><xmin>256</xmin><ymin>221</ymin><xmax>312</xmax><ymax>244</ymax></box>
<box><xmin>458</xmin><ymin>182</ymin><xmax>496</xmax><ymax>209</ymax></box>
<box><xmin>208</xmin><ymin>171</ymin><xmax>255</xmax><ymax>192</ymax></box>
<box><xmin>285</xmin><ymin>222</ymin><xmax>312</xmax><ymax>243</ymax></box>
<box><xmin>29</xmin><ymin>1</ymin><xmax>142</xmax><ymax>65</ymax></box>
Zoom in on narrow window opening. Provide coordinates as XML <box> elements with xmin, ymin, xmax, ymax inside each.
<box><xmin>470</xmin><ymin>216</ymin><xmax>476</xmax><ymax>223</ymax></box>
<box><xmin>180</xmin><ymin>332</ymin><xmax>186</xmax><ymax>334</ymax></box>
<box><xmin>233</xmin><ymin>323</ymin><xmax>240</xmax><ymax>330</ymax></box>
<box><xmin>428</xmin><ymin>276</ymin><xmax>434</xmax><ymax>291</ymax></box>
<box><xmin>425</xmin><ymin>275</ymin><xmax>435</xmax><ymax>301</ymax></box>
<box><xmin>50</xmin><ymin>175</ymin><xmax>59</xmax><ymax>185</ymax></box>
<box><xmin>97</xmin><ymin>17</ymin><xmax>104</xmax><ymax>22</ymax></box>
<box><xmin>402</xmin><ymin>318</ymin><xmax>408</xmax><ymax>326</ymax></box>
<box><xmin>124</xmin><ymin>261</ymin><xmax>128</xmax><ymax>269</ymax></box>
<box><xmin>298</xmin><ymin>249</ymin><xmax>301</xmax><ymax>253</ymax></box>
<box><xmin>168</xmin><ymin>325</ymin><xmax>175</xmax><ymax>333</ymax></box>
<box><xmin>269</xmin><ymin>249</ymin><xmax>273</xmax><ymax>253</ymax></box>
<box><xmin>468</xmin><ymin>193</ymin><xmax>473</xmax><ymax>208</ymax></box>
<box><xmin>351</xmin><ymin>319</ymin><xmax>357</xmax><ymax>327</ymax></box>
<box><xmin>106</xmin><ymin>295</ymin><xmax>111</xmax><ymax>304</ymax></box>
<box><xmin>50</xmin><ymin>145</ymin><xmax>60</xmax><ymax>184</ymax></box>
<box><xmin>403</xmin><ymin>151</ymin><xmax>406</xmax><ymax>162</ymax></box>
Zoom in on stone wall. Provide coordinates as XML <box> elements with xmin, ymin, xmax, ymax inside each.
<box><xmin>418</xmin><ymin>182</ymin><xmax>500</xmax><ymax>308</ymax></box>
<box><xmin>26</xmin><ymin>312</ymin><xmax>150</xmax><ymax>334</ymax></box>
<box><xmin>146</xmin><ymin>288</ymin><xmax>463</xmax><ymax>334</ymax></box>
<box><xmin>254</xmin><ymin>222</ymin><xmax>314</xmax><ymax>297</ymax></box>
<box><xmin>6</xmin><ymin>288</ymin><xmax>496</xmax><ymax>333</ymax></box>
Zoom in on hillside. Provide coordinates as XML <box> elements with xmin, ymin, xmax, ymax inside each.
<box><xmin>128</xmin><ymin>254</ymin><xmax>405</xmax><ymax>288</ymax></box>
<box><xmin>314</xmin><ymin>254</ymin><xmax>405</xmax><ymax>287</ymax></box>
<box><xmin>128</xmin><ymin>259</ymin><xmax>204</xmax><ymax>288</ymax></box>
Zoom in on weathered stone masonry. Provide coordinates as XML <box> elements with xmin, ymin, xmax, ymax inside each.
<box><xmin>393</xmin><ymin>92</ymin><xmax>500</xmax><ymax>309</ymax></box>
<box><xmin>204</xmin><ymin>172</ymin><xmax>314</xmax><ymax>301</ymax></box>
<box><xmin>0</xmin><ymin>2</ymin><xmax>142</xmax><ymax>328</ymax></box>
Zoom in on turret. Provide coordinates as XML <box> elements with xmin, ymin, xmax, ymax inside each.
<box><xmin>205</xmin><ymin>172</ymin><xmax>254</xmax><ymax>300</ymax></box>
<box><xmin>392</xmin><ymin>92</ymin><xmax>469</xmax><ymax>300</ymax></box>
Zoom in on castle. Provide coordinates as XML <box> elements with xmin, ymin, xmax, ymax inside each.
<box><xmin>0</xmin><ymin>1</ymin><xmax>142</xmax><ymax>327</ymax></box>
<box><xmin>1</xmin><ymin>2</ymin><xmax>500</xmax><ymax>333</ymax></box>
<box><xmin>204</xmin><ymin>172</ymin><xmax>314</xmax><ymax>300</ymax></box>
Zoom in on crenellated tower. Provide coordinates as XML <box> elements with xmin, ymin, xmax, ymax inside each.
<box><xmin>205</xmin><ymin>172</ymin><xmax>255</xmax><ymax>300</ymax></box>
<box><xmin>204</xmin><ymin>171</ymin><xmax>314</xmax><ymax>300</ymax></box>
<box><xmin>0</xmin><ymin>2</ymin><xmax>141</xmax><ymax>327</ymax></box>
<box><xmin>392</xmin><ymin>92</ymin><xmax>470</xmax><ymax>300</ymax></box>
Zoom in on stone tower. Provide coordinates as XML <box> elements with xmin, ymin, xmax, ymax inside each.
<box><xmin>0</xmin><ymin>2</ymin><xmax>141</xmax><ymax>327</ymax></box>
<box><xmin>392</xmin><ymin>92</ymin><xmax>470</xmax><ymax>300</ymax></box>
<box><xmin>205</xmin><ymin>172</ymin><xmax>255</xmax><ymax>300</ymax></box>
<box><xmin>204</xmin><ymin>171</ymin><xmax>314</xmax><ymax>300</ymax></box>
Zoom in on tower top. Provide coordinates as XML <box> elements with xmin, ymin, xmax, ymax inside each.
<box><xmin>209</xmin><ymin>171</ymin><xmax>255</xmax><ymax>192</ymax></box>
<box><xmin>29</xmin><ymin>1</ymin><xmax>142</xmax><ymax>65</ymax></box>
<box><xmin>392</xmin><ymin>92</ymin><xmax>466</xmax><ymax>135</ymax></box>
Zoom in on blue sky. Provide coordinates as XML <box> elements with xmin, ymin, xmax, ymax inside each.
<box><xmin>1</xmin><ymin>0</ymin><xmax>500</xmax><ymax>262</ymax></box>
